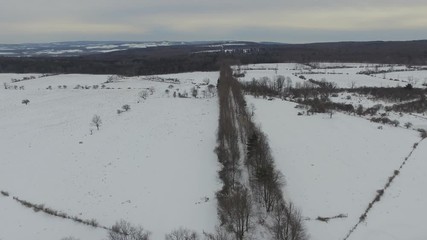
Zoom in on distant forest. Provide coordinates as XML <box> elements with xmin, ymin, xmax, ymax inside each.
<box><xmin>1</xmin><ymin>40</ymin><xmax>427</xmax><ymax>76</ymax></box>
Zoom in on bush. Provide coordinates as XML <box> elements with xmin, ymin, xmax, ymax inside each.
<box><xmin>404</xmin><ymin>122</ymin><xmax>413</xmax><ymax>129</ymax></box>
<box><xmin>191</xmin><ymin>87</ymin><xmax>198</xmax><ymax>98</ymax></box>
<box><xmin>109</xmin><ymin>220</ymin><xmax>150</xmax><ymax>240</ymax></box>
<box><xmin>371</xmin><ymin>117</ymin><xmax>399</xmax><ymax>127</ymax></box>
<box><xmin>122</xmin><ymin>104</ymin><xmax>131</xmax><ymax>111</ymax></box>
<box><xmin>88</xmin><ymin>219</ymin><xmax>99</xmax><ymax>227</ymax></box>
<box><xmin>61</xmin><ymin>237</ymin><xmax>80</xmax><ymax>240</ymax></box>
<box><xmin>390</xmin><ymin>120</ymin><xmax>400</xmax><ymax>127</ymax></box>
<box><xmin>91</xmin><ymin>115</ymin><xmax>102</xmax><ymax>130</ymax></box>
<box><xmin>418</xmin><ymin>129</ymin><xmax>427</xmax><ymax>139</ymax></box>
<box><xmin>165</xmin><ymin>228</ymin><xmax>199</xmax><ymax>240</ymax></box>
<box><xmin>356</xmin><ymin>105</ymin><xmax>364</xmax><ymax>116</ymax></box>
<box><xmin>22</xmin><ymin>99</ymin><xmax>30</xmax><ymax>105</ymax></box>
<box><xmin>138</xmin><ymin>90</ymin><xmax>149</xmax><ymax>102</ymax></box>
<box><xmin>1</xmin><ymin>190</ymin><xmax>9</xmax><ymax>197</ymax></box>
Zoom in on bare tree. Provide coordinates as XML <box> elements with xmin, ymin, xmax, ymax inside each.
<box><xmin>217</xmin><ymin>186</ymin><xmax>252</xmax><ymax>240</ymax></box>
<box><xmin>109</xmin><ymin>220</ymin><xmax>151</xmax><ymax>240</ymax></box>
<box><xmin>275</xmin><ymin>75</ymin><xmax>285</xmax><ymax>92</ymax></box>
<box><xmin>165</xmin><ymin>228</ymin><xmax>199</xmax><ymax>240</ymax></box>
<box><xmin>318</xmin><ymin>79</ymin><xmax>337</xmax><ymax>100</ymax></box>
<box><xmin>284</xmin><ymin>77</ymin><xmax>293</xmax><ymax>95</ymax></box>
<box><xmin>203</xmin><ymin>226</ymin><xmax>231</xmax><ymax>240</ymax></box>
<box><xmin>300</xmin><ymin>82</ymin><xmax>315</xmax><ymax>100</ymax></box>
<box><xmin>138</xmin><ymin>90</ymin><xmax>149</xmax><ymax>102</ymax></box>
<box><xmin>270</xmin><ymin>202</ymin><xmax>307</xmax><ymax>240</ymax></box>
<box><xmin>191</xmin><ymin>87</ymin><xmax>198</xmax><ymax>98</ymax></box>
<box><xmin>91</xmin><ymin>115</ymin><xmax>102</xmax><ymax>130</ymax></box>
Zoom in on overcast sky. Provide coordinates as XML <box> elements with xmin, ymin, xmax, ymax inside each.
<box><xmin>1</xmin><ymin>0</ymin><xmax>427</xmax><ymax>44</ymax></box>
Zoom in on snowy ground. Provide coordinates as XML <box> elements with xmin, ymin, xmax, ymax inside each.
<box><xmin>1</xmin><ymin>63</ymin><xmax>426</xmax><ymax>240</ymax></box>
<box><xmin>246</xmin><ymin>96</ymin><xmax>423</xmax><ymax>240</ymax></box>
<box><xmin>0</xmin><ymin>72</ymin><xmax>220</xmax><ymax>240</ymax></box>
<box><xmin>235</xmin><ymin>63</ymin><xmax>427</xmax><ymax>88</ymax></box>
<box><xmin>351</xmin><ymin>140</ymin><xmax>427</xmax><ymax>240</ymax></box>
<box><xmin>373</xmin><ymin>70</ymin><xmax>427</xmax><ymax>87</ymax></box>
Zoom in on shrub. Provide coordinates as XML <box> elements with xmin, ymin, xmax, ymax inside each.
<box><xmin>61</xmin><ymin>237</ymin><xmax>80</xmax><ymax>240</ymax></box>
<box><xmin>91</xmin><ymin>115</ymin><xmax>102</xmax><ymax>130</ymax></box>
<box><xmin>418</xmin><ymin>129</ymin><xmax>427</xmax><ymax>138</ymax></box>
<box><xmin>22</xmin><ymin>99</ymin><xmax>30</xmax><ymax>105</ymax></box>
<box><xmin>356</xmin><ymin>105</ymin><xmax>364</xmax><ymax>116</ymax></box>
<box><xmin>404</xmin><ymin>122</ymin><xmax>413</xmax><ymax>129</ymax></box>
<box><xmin>109</xmin><ymin>220</ymin><xmax>150</xmax><ymax>240</ymax></box>
<box><xmin>390</xmin><ymin>120</ymin><xmax>400</xmax><ymax>127</ymax></box>
<box><xmin>138</xmin><ymin>90</ymin><xmax>149</xmax><ymax>101</ymax></box>
<box><xmin>191</xmin><ymin>87</ymin><xmax>198</xmax><ymax>98</ymax></box>
<box><xmin>122</xmin><ymin>104</ymin><xmax>131</xmax><ymax>111</ymax></box>
<box><xmin>1</xmin><ymin>190</ymin><xmax>9</xmax><ymax>197</ymax></box>
<box><xmin>88</xmin><ymin>219</ymin><xmax>99</xmax><ymax>227</ymax></box>
<box><xmin>165</xmin><ymin>228</ymin><xmax>199</xmax><ymax>240</ymax></box>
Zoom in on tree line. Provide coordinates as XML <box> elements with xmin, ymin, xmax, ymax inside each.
<box><xmin>1</xmin><ymin>40</ymin><xmax>427</xmax><ymax>76</ymax></box>
<box><xmin>215</xmin><ymin>65</ymin><xmax>307</xmax><ymax>240</ymax></box>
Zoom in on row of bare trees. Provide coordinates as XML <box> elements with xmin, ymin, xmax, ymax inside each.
<box><xmin>240</xmin><ymin>76</ymin><xmax>338</xmax><ymax>102</ymax></box>
<box><xmin>215</xmin><ymin>65</ymin><xmax>252</xmax><ymax>240</ymax></box>
<box><xmin>215</xmin><ymin>65</ymin><xmax>307</xmax><ymax>240</ymax></box>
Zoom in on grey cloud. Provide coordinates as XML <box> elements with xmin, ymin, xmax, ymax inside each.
<box><xmin>1</xmin><ymin>0</ymin><xmax>426</xmax><ymax>43</ymax></box>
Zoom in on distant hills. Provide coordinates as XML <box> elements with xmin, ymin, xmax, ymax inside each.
<box><xmin>0</xmin><ymin>41</ymin><xmax>185</xmax><ymax>57</ymax></box>
<box><xmin>0</xmin><ymin>41</ymin><xmax>258</xmax><ymax>57</ymax></box>
<box><xmin>0</xmin><ymin>40</ymin><xmax>426</xmax><ymax>75</ymax></box>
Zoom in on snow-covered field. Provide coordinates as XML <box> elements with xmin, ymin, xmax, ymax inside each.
<box><xmin>236</xmin><ymin>63</ymin><xmax>427</xmax><ymax>88</ymax></box>
<box><xmin>374</xmin><ymin>70</ymin><xmax>427</xmax><ymax>87</ymax></box>
<box><xmin>1</xmin><ymin>62</ymin><xmax>426</xmax><ymax>240</ymax></box>
<box><xmin>351</xmin><ymin>140</ymin><xmax>427</xmax><ymax>240</ymax></box>
<box><xmin>0</xmin><ymin>72</ymin><xmax>220</xmax><ymax>240</ymax></box>
<box><xmin>246</xmin><ymin>96</ymin><xmax>424</xmax><ymax>240</ymax></box>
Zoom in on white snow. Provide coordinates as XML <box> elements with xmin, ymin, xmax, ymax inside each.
<box><xmin>35</xmin><ymin>49</ymin><xmax>83</xmax><ymax>55</ymax></box>
<box><xmin>86</xmin><ymin>45</ymin><xmax>119</xmax><ymax>49</ymax></box>
<box><xmin>246</xmin><ymin>96</ymin><xmax>421</xmax><ymax>240</ymax></box>
<box><xmin>374</xmin><ymin>70</ymin><xmax>427</xmax><ymax>88</ymax></box>
<box><xmin>1</xmin><ymin>62</ymin><xmax>425</xmax><ymax>240</ymax></box>
<box><xmin>236</xmin><ymin>63</ymin><xmax>427</xmax><ymax>88</ymax></box>
<box><xmin>0</xmin><ymin>73</ymin><xmax>220</xmax><ymax>240</ymax></box>
<box><xmin>351</xmin><ymin>140</ymin><xmax>427</xmax><ymax>240</ymax></box>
